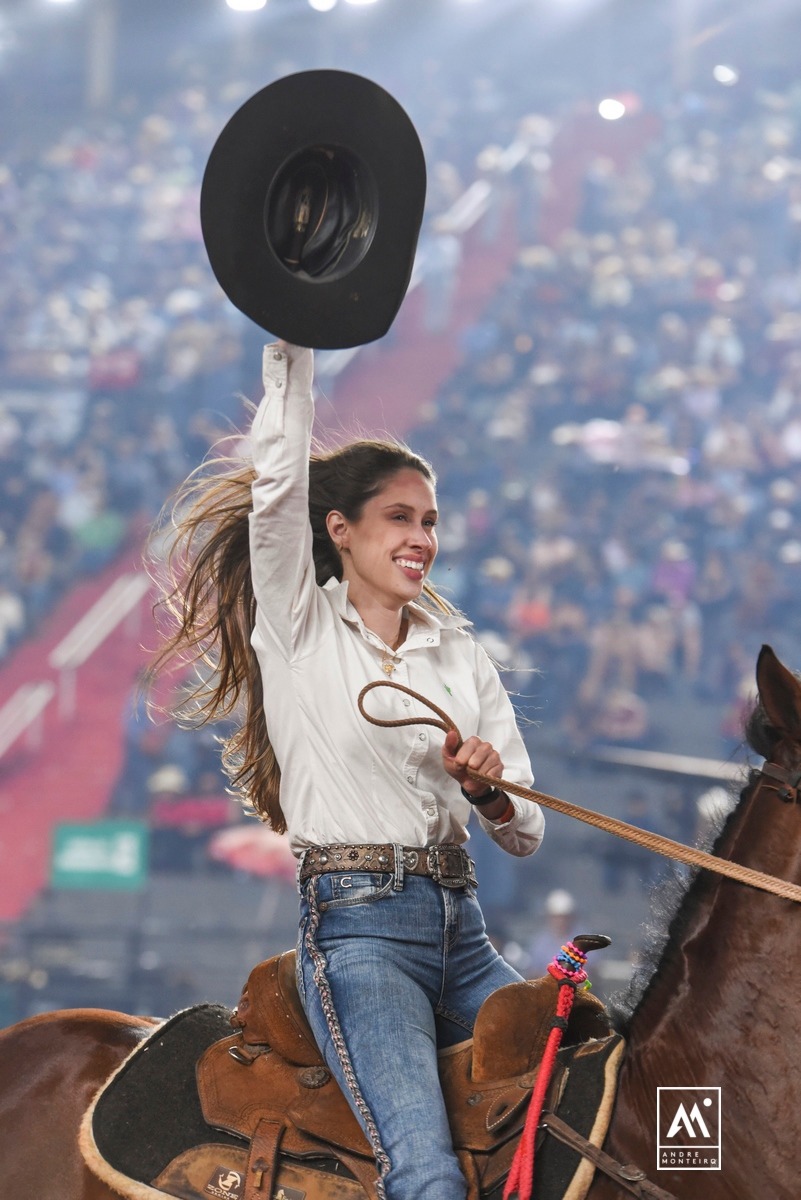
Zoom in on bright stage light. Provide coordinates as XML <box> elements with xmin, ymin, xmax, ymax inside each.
<box><xmin>598</xmin><ymin>98</ymin><xmax>626</xmax><ymax>121</ymax></box>
<box><xmin>226</xmin><ymin>0</ymin><xmax>267</xmax><ymax>10</ymax></box>
<box><xmin>309</xmin><ymin>0</ymin><xmax>337</xmax><ymax>9</ymax></box>
<box><xmin>713</xmin><ymin>64</ymin><xmax>739</xmax><ymax>86</ymax></box>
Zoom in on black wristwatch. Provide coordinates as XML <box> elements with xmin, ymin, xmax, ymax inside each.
<box><xmin>460</xmin><ymin>784</ymin><xmax>502</xmax><ymax>808</ymax></box>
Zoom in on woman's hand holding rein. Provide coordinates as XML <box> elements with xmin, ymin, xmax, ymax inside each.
<box><xmin>357</xmin><ymin>680</ymin><xmax>514</xmax><ymax>825</ymax></box>
<box><xmin>441</xmin><ymin>730</ymin><xmax>510</xmax><ymax>821</ymax></box>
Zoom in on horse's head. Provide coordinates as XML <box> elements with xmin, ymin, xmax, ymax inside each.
<box><xmin>746</xmin><ymin>645</ymin><xmax>801</xmax><ymax>799</ymax></box>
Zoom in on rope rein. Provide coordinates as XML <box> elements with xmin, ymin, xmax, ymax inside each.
<box><xmin>357</xmin><ymin>679</ymin><xmax>801</xmax><ymax>906</ymax></box>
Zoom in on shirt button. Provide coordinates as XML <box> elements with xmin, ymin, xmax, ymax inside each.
<box><xmin>273</xmin><ymin>351</ymin><xmax>282</xmax><ymax>361</ymax></box>
<box><xmin>426</xmin><ymin>637</ymin><xmax>434</xmax><ymax>644</ymax></box>
<box><xmin>407</xmin><ymin>775</ymin><xmax>414</xmax><ymax>784</ymax></box>
<box><xmin>403</xmin><ymin>699</ymin><xmax>411</xmax><ymax>707</ymax></box>
<box><xmin>418</xmin><ymin>733</ymin><xmax>425</xmax><ymax>741</ymax></box>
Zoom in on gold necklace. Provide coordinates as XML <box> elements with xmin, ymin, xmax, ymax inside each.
<box><xmin>380</xmin><ymin>616</ymin><xmax>408</xmax><ymax>676</ymax></box>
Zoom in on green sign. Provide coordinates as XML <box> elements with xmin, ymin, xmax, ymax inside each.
<box><xmin>51</xmin><ymin>821</ymin><xmax>149</xmax><ymax>890</ymax></box>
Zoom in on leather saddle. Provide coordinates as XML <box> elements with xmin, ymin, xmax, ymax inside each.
<box><xmin>82</xmin><ymin>949</ymin><xmax>622</xmax><ymax>1200</ymax></box>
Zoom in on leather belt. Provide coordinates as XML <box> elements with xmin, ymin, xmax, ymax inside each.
<box><xmin>299</xmin><ymin>843</ymin><xmax>477</xmax><ymax>889</ymax></box>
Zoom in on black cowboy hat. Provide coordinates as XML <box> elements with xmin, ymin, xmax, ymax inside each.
<box><xmin>200</xmin><ymin>70</ymin><xmax>427</xmax><ymax>350</ymax></box>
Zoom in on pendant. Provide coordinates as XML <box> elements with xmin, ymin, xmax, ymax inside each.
<box><xmin>382</xmin><ymin>659</ymin><xmax>397</xmax><ymax>676</ymax></box>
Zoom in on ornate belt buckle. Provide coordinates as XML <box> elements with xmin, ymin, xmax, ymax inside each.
<box><xmin>427</xmin><ymin>845</ymin><xmax>469</xmax><ymax>888</ymax></box>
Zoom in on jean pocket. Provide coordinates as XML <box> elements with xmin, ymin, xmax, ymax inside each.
<box><xmin>315</xmin><ymin>871</ymin><xmax>394</xmax><ymax>908</ymax></box>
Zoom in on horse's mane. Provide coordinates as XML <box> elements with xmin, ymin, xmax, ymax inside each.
<box><xmin>605</xmin><ymin>843</ymin><xmax>722</xmax><ymax>1033</ymax></box>
<box><xmin>606</xmin><ymin>700</ymin><xmax>776</xmax><ymax>1033</ymax></box>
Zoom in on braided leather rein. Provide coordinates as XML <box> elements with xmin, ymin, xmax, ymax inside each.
<box><xmin>357</xmin><ymin>679</ymin><xmax>801</xmax><ymax>906</ymax></box>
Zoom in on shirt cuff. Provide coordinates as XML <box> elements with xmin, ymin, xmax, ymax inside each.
<box><xmin>477</xmin><ymin>797</ymin><xmax>545</xmax><ymax>856</ymax></box>
<box><xmin>261</xmin><ymin>342</ymin><xmax>314</xmax><ymax>395</ymax></box>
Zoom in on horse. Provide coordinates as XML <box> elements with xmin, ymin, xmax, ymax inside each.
<box><xmin>1</xmin><ymin>642</ymin><xmax>799</xmax><ymax>1200</ymax></box>
<box><xmin>587</xmin><ymin>642</ymin><xmax>801</xmax><ymax>1198</ymax></box>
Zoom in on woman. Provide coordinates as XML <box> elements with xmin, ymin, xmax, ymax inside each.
<box><xmin>155</xmin><ymin>342</ymin><xmax>545</xmax><ymax>1200</ymax></box>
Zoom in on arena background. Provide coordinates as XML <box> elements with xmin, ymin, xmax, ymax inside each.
<box><xmin>1</xmin><ymin>0</ymin><xmax>799</xmax><ymax>1022</ymax></box>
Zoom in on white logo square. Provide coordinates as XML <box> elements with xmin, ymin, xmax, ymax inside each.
<box><xmin>657</xmin><ymin>1086</ymin><xmax>721</xmax><ymax>1171</ymax></box>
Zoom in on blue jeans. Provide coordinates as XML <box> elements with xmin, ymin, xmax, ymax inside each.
<box><xmin>296</xmin><ymin>866</ymin><xmax>522</xmax><ymax>1200</ymax></box>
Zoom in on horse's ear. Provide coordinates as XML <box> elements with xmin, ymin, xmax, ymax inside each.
<box><xmin>755</xmin><ymin>644</ymin><xmax>801</xmax><ymax>739</ymax></box>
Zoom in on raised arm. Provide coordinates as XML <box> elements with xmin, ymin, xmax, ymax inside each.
<box><xmin>248</xmin><ymin>342</ymin><xmax>318</xmax><ymax>656</ymax></box>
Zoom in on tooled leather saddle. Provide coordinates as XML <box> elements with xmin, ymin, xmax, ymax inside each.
<box><xmin>80</xmin><ymin>949</ymin><xmax>623</xmax><ymax>1200</ymax></box>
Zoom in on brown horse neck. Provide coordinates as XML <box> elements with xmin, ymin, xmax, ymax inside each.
<box><xmin>625</xmin><ymin>765</ymin><xmax>801</xmax><ymax>1050</ymax></box>
<box><xmin>599</xmin><ymin>761</ymin><xmax>801</xmax><ymax>1198</ymax></box>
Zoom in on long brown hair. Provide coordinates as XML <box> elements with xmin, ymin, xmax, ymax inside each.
<box><xmin>150</xmin><ymin>434</ymin><xmax>453</xmax><ymax>832</ymax></box>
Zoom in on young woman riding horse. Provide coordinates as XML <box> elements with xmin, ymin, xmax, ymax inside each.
<box><xmin>153</xmin><ymin>342</ymin><xmax>545</xmax><ymax>1200</ymax></box>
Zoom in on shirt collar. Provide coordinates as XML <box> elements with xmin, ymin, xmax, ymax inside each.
<box><xmin>321</xmin><ymin>576</ymin><xmax>470</xmax><ymax>636</ymax></box>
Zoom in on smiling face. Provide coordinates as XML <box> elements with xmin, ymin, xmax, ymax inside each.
<box><xmin>326</xmin><ymin>467</ymin><xmax>438</xmax><ymax>618</ymax></box>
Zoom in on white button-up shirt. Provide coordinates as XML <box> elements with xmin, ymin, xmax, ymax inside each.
<box><xmin>248</xmin><ymin>343</ymin><xmax>545</xmax><ymax>858</ymax></box>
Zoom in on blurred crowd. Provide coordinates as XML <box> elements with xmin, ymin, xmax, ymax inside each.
<box><xmin>3</xmin><ymin>54</ymin><xmax>800</xmax><ymax>886</ymax></box>
<box><xmin>1</xmin><ymin>79</ymin><xmax>276</xmax><ymax>659</ymax></box>
<box><xmin>414</xmin><ymin>81</ymin><xmax>801</xmax><ymax>752</ymax></box>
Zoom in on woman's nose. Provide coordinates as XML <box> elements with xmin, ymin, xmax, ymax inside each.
<box><xmin>409</xmin><ymin>524</ymin><xmax>434</xmax><ymax>547</ymax></box>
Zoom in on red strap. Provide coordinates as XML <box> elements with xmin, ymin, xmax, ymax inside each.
<box><xmin>503</xmin><ymin>976</ymin><xmax>577</xmax><ymax>1200</ymax></box>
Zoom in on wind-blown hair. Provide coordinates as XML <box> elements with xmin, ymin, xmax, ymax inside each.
<box><xmin>150</xmin><ymin>434</ymin><xmax>452</xmax><ymax>832</ymax></box>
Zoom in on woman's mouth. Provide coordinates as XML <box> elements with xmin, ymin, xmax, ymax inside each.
<box><xmin>395</xmin><ymin>557</ymin><xmax>426</xmax><ymax>580</ymax></box>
